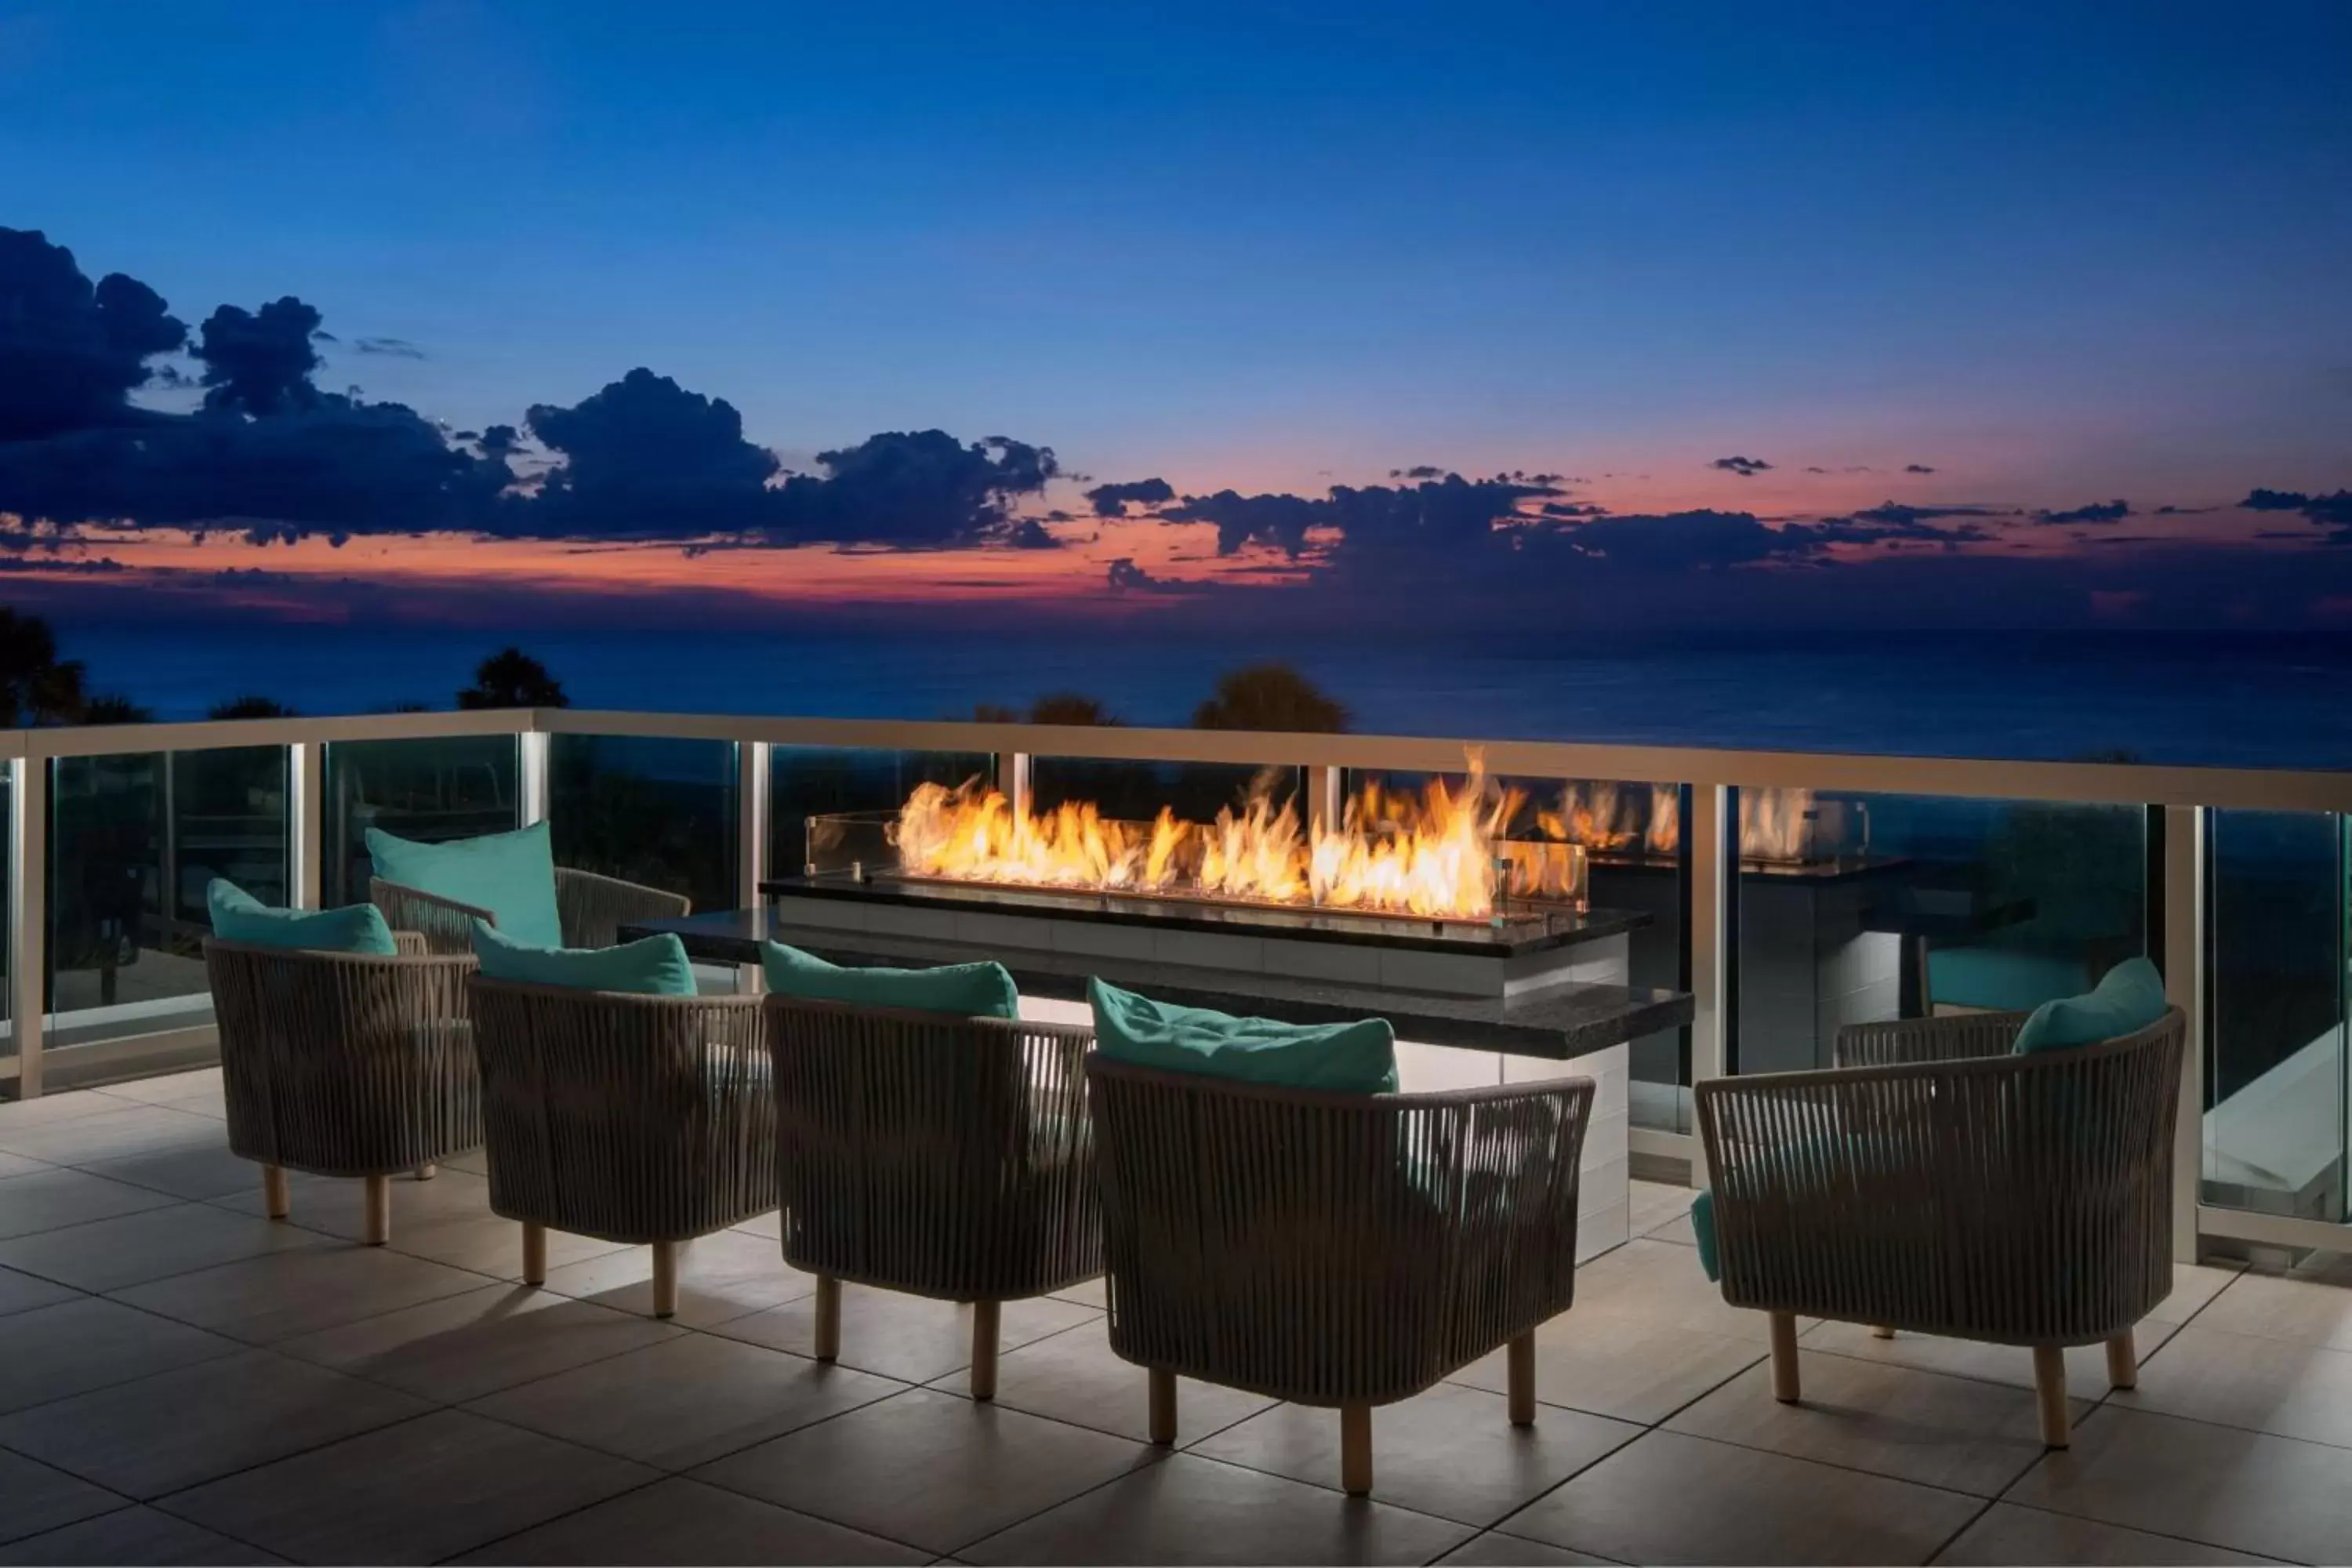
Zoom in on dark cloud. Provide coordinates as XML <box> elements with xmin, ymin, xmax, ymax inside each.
<box><xmin>1082</xmin><ymin>476</ymin><xmax>1174</xmax><ymax>517</ymax></box>
<box><xmin>1387</xmin><ymin>464</ymin><xmax>1446</xmax><ymax>481</ymax></box>
<box><xmin>1804</xmin><ymin>466</ymin><xmax>1830</xmax><ymax>474</ymax></box>
<box><xmin>1904</xmin><ymin>463</ymin><xmax>1936</xmax><ymax>474</ymax></box>
<box><xmin>2243</xmin><ymin>488</ymin><xmax>2352</xmax><ymax>528</ymax></box>
<box><xmin>1521</xmin><ymin>510</ymin><xmax>1814</xmax><ymax>572</ymax></box>
<box><xmin>1541</xmin><ymin>500</ymin><xmax>1607</xmax><ymax>518</ymax></box>
<box><xmin>477</xmin><ymin>423</ymin><xmax>521</xmax><ymax>457</ymax></box>
<box><xmin>2034</xmin><ymin>499</ymin><xmax>2131</xmax><ymax>525</ymax></box>
<box><xmin>771</xmin><ymin>430</ymin><xmax>1060</xmax><ymax>546</ymax></box>
<box><xmin>1106</xmin><ymin>557</ymin><xmax>1171</xmax><ymax>591</ymax></box>
<box><xmin>352</xmin><ymin>336</ymin><xmax>426</xmax><ymax>359</ymax></box>
<box><xmin>510</xmin><ymin>368</ymin><xmax>778</xmax><ymax>537</ymax></box>
<box><xmin>0</xmin><ymin>227</ymin><xmax>187</xmax><ymax>441</ymax></box>
<box><xmin>1162</xmin><ymin>473</ymin><xmax>1555</xmax><ymax>560</ymax></box>
<box><xmin>197</xmin><ymin>296</ymin><xmax>326</xmax><ymax>415</ymax></box>
<box><xmin>1711</xmin><ymin>455</ymin><xmax>1773</xmax><ymax>477</ymax></box>
<box><xmin>1006</xmin><ymin>518</ymin><xmax>1061</xmax><ymax>549</ymax></box>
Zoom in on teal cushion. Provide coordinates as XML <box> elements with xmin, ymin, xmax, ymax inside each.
<box><xmin>1691</xmin><ymin>1189</ymin><xmax>1719</xmax><ymax>1282</ymax></box>
<box><xmin>367</xmin><ymin>822</ymin><xmax>564</xmax><ymax>949</ymax></box>
<box><xmin>471</xmin><ymin>919</ymin><xmax>696</xmax><ymax>996</ymax></box>
<box><xmin>2013</xmin><ymin>956</ymin><xmax>2169</xmax><ymax>1054</ymax></box>
<box><xmin>762</xmin><ymin>941</ymin><xmax>1018</xmax><ymax>1019</ymax></box>
<box><xmin>1088</xmin><ymin>977</ymin><xmax>1398</xmax><ymax>1093</ymax></box>
<box><xmin>206</xmin><ymin>879</ymin><xmax>397</xmax><ymax>956</ymax></box>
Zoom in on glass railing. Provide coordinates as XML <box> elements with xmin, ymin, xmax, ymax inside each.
<box><xmin>323</xmin><ymin>735</ymin><xmax>521</xmax><ymax>907</ymax></box>
<box><xmin>549</xmin><ymin>734</ymin><xmax>737</xmax><ymax>913</ymax></box>
<box><xmin>770</xmin><ymin>746</ymin><xmax>993</xmax><ymax>881</ymax></box>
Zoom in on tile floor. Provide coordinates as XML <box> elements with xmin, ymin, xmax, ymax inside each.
<box><xmin>0</xmin><ymin>1069</ymin><xmax>2344</xmax><ymax>1564</ymax></box>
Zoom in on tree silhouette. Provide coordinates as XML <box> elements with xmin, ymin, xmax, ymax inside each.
<box><xmin>1026</xmin><ymin>692</ymin><xmax>1121</xmax><ymax>726</ymax></box>
<box><xmin>0</xmin><ymin>608</ymin><xmax>90</xmax><ymax>726</ymax></box>
<box><xmin>457</xmin><ymin>648</ymin><xmax>569</xmax><ymax>710</ymax></box>
<box><xmin>209</xmin><ymin>695</ymin><xmax>297</xmax><ymax>720</ymax></box>
<box><xmin>1192</xmin><ymin>662</ymin><xmax>1348</xmax><ymax>732</ymax></box>
<box><xmin>81</xmin><ymin>693</ymin><xmax>153</xmax><ymax>724</ymax></box>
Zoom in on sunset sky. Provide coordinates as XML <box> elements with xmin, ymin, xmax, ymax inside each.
<box><xmin>2</xmin><ymin>0</ymin><xmax>2348</xmax><ymax>635</ymax></box>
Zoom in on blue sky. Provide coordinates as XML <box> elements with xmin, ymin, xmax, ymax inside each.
<box><xmin>1</xmin><ymin>0</ymin><xmax>2348</xmax><ymax>632</ymax></box>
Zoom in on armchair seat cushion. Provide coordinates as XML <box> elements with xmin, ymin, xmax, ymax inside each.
<box><xmin>762</xmin><ymin>940</ymin><xmax>1018</xmax><ymax>1018</ymax></box>
<box><xmin>367</xmin><ymin>822</ymin><xmax>564</xmax><ymax>949</ymax></box>
<box><xmin>472</xmin><ymin>920</ymin><xmax>697</xmax><ymax>996</ymax></box>
<box><xmin>207</xmin><ymin>879</ymin><xmax>397</xmax><ymax>956</ymax></box>
<box><xmin>2013</xmin><ymin>956</ymin><xmax>2168</xmax><ymax>1054</ymax></box>
<box><xmin>1088</xmin><ymin>977</ymin><xmax>1397</xmax><ymax>1093</ymax></box>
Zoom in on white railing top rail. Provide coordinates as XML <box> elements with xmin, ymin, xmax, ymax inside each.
<box><xmin>0</xmin><ymin>706</ymin><xmax>2346</xmax><ymax>814</ymax></box>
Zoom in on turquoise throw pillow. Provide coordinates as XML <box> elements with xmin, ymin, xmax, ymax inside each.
<box><xmin>761</xmin><ymin>941</ymin><xmax>1018</xmax><ymax>1019</ymax></box>
<box><xmin>1691</xmin><ymin>1189</ymin><xmax>1720</xmax><ymax>1282</ymax></box>
<box><xmin>366</xmin><ymin>821</ymin><xmax>564</xmax><ymax>949</ymax></box>
<box><xmin>471</xmin><ymin>920</ymin><xmax>696</xmax><ymax>996</ymax></box>
<box><xmin>2013</xmin><ymin>956</ymin><xmax>2169</xmax><ymax>1054</ymax></box>
<box><xmin>207</xmin><ymin>879</ymin><xmax>397</xmax><ymax>956</ymax></box>
<box><xmin>1087</xmin><ymin>977</ymin><xmax>1398</xmax><ymax>1093</ymax></box>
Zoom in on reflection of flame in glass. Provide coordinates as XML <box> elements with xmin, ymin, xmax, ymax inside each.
<box><xmin>889</xmin><ymin>750</ymin><xmax>1583</xmax><ymax>919</ymax></box>
<box><xmin>1528</xmin><ymin>782</ymin><xmax>1846</xmax><ymax>864</ymax></box>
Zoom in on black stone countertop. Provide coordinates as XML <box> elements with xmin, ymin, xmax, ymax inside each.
<box><xmin>629</xmin><ymin>907</ymin><xmax>1693</xmax><ymax>1062</ymax></box>
<box><xmin>759</xmin><ymin>872</ymin><xmax>1650</xmax><ymax>956</ymax></box>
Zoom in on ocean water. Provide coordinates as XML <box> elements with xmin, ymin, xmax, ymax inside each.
<box><xmin>62</xmin><ymin>623</ymin><xmax>2352</xmax><ymax>771</ymax></box>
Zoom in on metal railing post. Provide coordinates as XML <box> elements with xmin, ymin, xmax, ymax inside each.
<box><xmin>2164</xmin><ymin>804</ymin><xmax>2207</xmax><ymax>1263</ymax></box>
<box><xmin>519</xmin><ymin>728</ymin><xmax>550</xmax><ymax>827</ymax></box>
<box><xmin>736</xmin><ymin>739</ymin><xmax>770</xmax><ymax>994</ymax></box>
<box><xmin>1686</xmin><ymin>782</ymin><xmax>1731</xmax><ymax>1183</ymax></box>
<box><xmin>9</xmin><ymin>757</ymin><xmax>46</xmax><ymax>1098</ymax></box>
<box><xmin>289</xmin><ymin>742</ymin><xmax>324</xmax><ymax>909</ymax></box>
<box><xmin>1004</xmin><ymin>752</ymin><xmax>1033</xmax><ymax>818</ymax></box>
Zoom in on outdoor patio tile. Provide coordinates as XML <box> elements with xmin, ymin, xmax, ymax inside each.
<box><xmin>0</xmin><ymin>1449</ymin><xmax>125</xmax><ymax>1546</ymax></box>
<box><xmin>2145</xmin><ymin>1262</ymin><xmax>2249</xmax><ymax>1326</ymax></box>
<box><xmin>1638</xmin><ymin>1208</ymin><xmax>1698</xmax><ymax>1247</ymax></box>
<box><xmin>452</xmin><ymin>1475</ymin><xmax>927</xmax><ymax>1565</ymax></box>
<box><xmin>1929</xmin><ymin>1501</ymin><xmax>2283</xmax><ymax>1566</ymax></box>
<box><xmin>1499</xmin><ymin>1428</ymin><xmax>1982</xmax><ymax>1566</ymax></box>
<box><xmin>470</xmin><ymin>1331</ymin><xmax>904</xmax><ymax>1471</ymax></box>
<box><xmin>962</xmin><ymin>1450</ymin><xmax>1473</xmax><ymax>1566</ymax></box>
<box><xmin>89</xmin><ymin>1068</ymin><xmax>222</xmax><ymax>1108</ymax></box>
<box><xmin>2195</xmin><ymin>1261</ymin><xmax>2352</xmax><ymax>1348</ymax></box>
<box><xmin>0</xmin><ymin>1262</ymin><xmax>80</xmax><ymax>1317</ymax></box>
<box><xmin>0</xmin><ymin>1167</ymin><xmax>180</xmax><ymax>1239</ymax></box>
<box><xmin>207</xmin><ymin>1163</ymin><xmax>499</xmax><ymax>1238</ymax></box>
<box><xmin>0</xmin><ymin>1090</ymin><xmax>156</xmax><ymax>1131</ymax></box>
<box><xmin>1436</xmin><ymin>1533</ymin><xmax>1624</xmax><ymax>1566</ymax></box>
<box><xmin>2114</xmin><ymin>1323</ymin><xmax>2352</xmax><ymax>1448</ymax></box>
<box><xmin>0</xmin><ymin>1199</ymin><xmax>338</xmax><ymax>1293</ymax></box>
<box><xmin>1045</xmin><ymin>1274</ymin><xmax>1107</xmax><ymax>1308</ymax></box>
<box><xmin>1450</xmin><ymin>1308</ymin><xmax>1764</xmax><ymax>1425</ymax></box>
<box><xmin>275</xmin><ymin>1282</ymin><xmax>684</xmax><ymax>1404</ymax></box>
<box><xmin>710</xmin><ymin>1281</ymin><xmax>1100</xmax><ymax>1384</ymax></box>
<box><xmin>536</xmin><ymin>1225</ymin><xmax>813</xmax><ymax>1326</ymax></box>
<box><xmin>160</xmin><ymin>1407</ymin><xmax>656</xmax><ymax>1566</ymax></box>
<box><xmin>112</xmin><ymin>1239</ymin><xmax>491</xmax><ymax>1343</ymax></box>
<box><xmin>927</xmin><ymin>1319</ymin><xmax>1275</xmax><ymax>1444</ymax></box>
<box><xmin>692</xmin><ymin>1386</ymin><xmax>1157</xmax><ymax>1555</ymax></box>
<box><xmin>381</xmin><ymin>1209</ymin><xmax>633</xmax><ymax>1281</ymax></box>
<box><xmin>1566</xmin><ymin>1236</ymin><xmax>1795</xmax><ymax>1343</ymax></box>
<box><xmin>0</xmin><ymin>1151</ymin><xmax>48</xmax><ymax>1179</ymax></box>
<box><xmin>2007</xmin><ymin>1405</ymin><xmax>2352</xmax><ymax>1564</ymax></box>
<box><xmin>727</xmin><ymin>1207</ymin><xmax>778</xmax><ymax>1240</ymax></box>
<box><xmin>0</xmin><ymin>1297</ymin><xmax>240</xmax><ymax>1413</ymax></box>
<box><xmin>1625</xmin><ymin>1178</ymin><xmax>1692</xmax><ymax>1240</ymax></box>
<box><xmin>0</xmin><ymin>1105</ymin><xmax>222</xmax><ymax>1167</ymax></box>
<box><xmin>0</xmin><ymin>1348</ymin><xmax>429</xmax><ymax>1498</ymax></box>
<box><xmin>75</xmin><ymin>1142</ymin><xmax>265</xmax><ymax>1203</ymax></box>
<box><xmin>1191</xmin><ymin>1381</ymin><xmax>1639</xmax><ymax>1527</ymax></box>
<box><xmin>1802</xmin><ymin>1316</ymin><xmax>2183</xmax><ymax>1402</ymax></box>
<box><xmin>0</xmin><ymin>1505</ymin><xmax>285</xmax><ymax>1565</ymax></box>
<box><xmin>1665</xmin><ymin>1351</ymin><xmax>2076</xmax><ymax>1497</ymax></box>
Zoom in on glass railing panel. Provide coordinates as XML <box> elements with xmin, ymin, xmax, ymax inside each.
<box><xmin>547</xmin><ymin>735</ymin><xmax>738</xmax><ymax>913</ymax></box>
<box><xmin>1029</xmin><ymin>758</ymin><xmax>1299</xmax><ymax>824</ymax></box>
<box><xmin>47</xmin><ymin>746</ymin><xmax>289</xmax><ymax>1051</ymax></box>
<box><xmin>2205</xmin><ymin>809</ymin><xmax>2346</xmax><ymax>1219</ymax></box>
<box><xmin>1730</xmin><ymin>787</ymin><xmax>2150</xmax><ymax>1076</ymax></box>
<box><xmin>322</xmin><ymin>736</ymin><xmax>521</xmax><ymax>907</ymax></box>
<box><xmin>771</xmin><ymin>747</ymin><xmax>993</xmax><ymax>883</ymax></box>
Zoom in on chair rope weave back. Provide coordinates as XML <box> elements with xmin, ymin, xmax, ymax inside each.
<box><xmin>469</xmin><ymin>978</ymin><xmax>773</xmax><ymax>1244</ymax></box>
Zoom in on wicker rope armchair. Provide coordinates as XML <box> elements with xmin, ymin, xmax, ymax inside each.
<box><xmin>372</xmin><ymin>866</ymin><xmax>691</xmax><ymax>956</ymax></box>
<box><xmin>468</xmin><ymin>978</ymin><xmax>774</xmax><ymax>1315</ymax></box>
<box><xmin>1088</xmin><ymin>1058</ymin><xmax>1595</xmax><ymax>1496</ymax></box>
<box><xmin>1693</xmin><ymin>1006</ymin><xmax>2187</xmax><ymax>1448</ymax></box>
<box><xmin>205</xmin><ymin>933</ymin><xmax>480</xmax><ymax>1244</ymax></box>
<box><xmin>764</xmin><ymin>996</ymin><xmax>1100</xmax><ymax>1397</ymax></box>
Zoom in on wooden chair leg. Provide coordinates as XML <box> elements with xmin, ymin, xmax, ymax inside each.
<box><xmin>1340</xmin><ymin>1403</ymin><xmax>1373</xmax><ymax>1497</ymax></box>
<box><xmin>2033</xmin><ymin>1345</ymin><xmax>2071</xmax><ymax>1448</ymax></box>
<box><xmin>521</xmin><ymin>1221</ymin><xmax>547</xmax><ymax>1287</ymax></box>
<box><xmin>1769</xmin><ymin>1312</ymin><xmax>1801</xmax><ymax>1403</ymax></box>
<box><xmin>262</xmin><ymin>1164</ymin><xmax>289</xmax><ymax>1220</ymax></box>
<box><xmin>2105</xmin><ymin>1329</ymin><xmax>2137</xmax><ymax>1391</ymax></box>
<box><xmin>970</xmin><ymin>1299</ymin><xmax>1001</xmax><ymax>1400</ymax></box>
<box><xmin>1507</xmin><ymin>1330</ymin><xmax>1537</xmax><ymax>1426</ymax></box>
<box><xmin>1871</xmin><ymin>1325</ymin><xmax>1895</xmax><ymax>1339</ymax></box>
<box><xmin>414</xmin><ymin>1162</ymin><xmax>437</xmax><ymax>1181</ymax></box>
<box><xmin>650</xmin><ymin>1240</ymin><xmax>679</xmax><ymax>1319</ymax></box>
<box><xmin>812</xmin><ymin>1275</ymin><xmax>841</xmax><ymax>1361</ymax></box>
<box><xmin>1148</xmin><ymin>1368</ymin><xmax>1177</xmax><ymax>1445</ymax></box>
<box><xmin>363</xmin><ymin>1174</ymin><xmax>390</xmax><ymax>1245</ymax></box>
